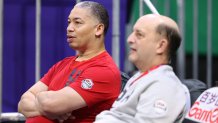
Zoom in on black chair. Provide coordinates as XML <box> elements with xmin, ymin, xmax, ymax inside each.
<box><xmin>120</xmin><ymin>72</ymin><xmax>130</xmax><ymax>91</ymax></box>
<box><xmin>182</xmin><ymin>79</ymin><xmax>208</xmax><ymax>106</ymax></box>
<box><xmin>182</xmin><ymin>79</ymin><xmax>208</xmax><ymax>123</ymax></box>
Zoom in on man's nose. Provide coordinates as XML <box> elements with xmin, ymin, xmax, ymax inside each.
<box><xmin>67</xmin><ymin>23</ymin><xmax>75</xmax><ymax>32</ymax></box>
<box><xmin>127</xmin><ymin>33</ymin><xmax>134</xmax><ymax>43</ymax></box>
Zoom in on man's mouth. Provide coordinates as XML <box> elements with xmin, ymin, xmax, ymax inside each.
<box><xmin>67</xmin><ymin>34</ymin><xmax>76</xmax><ymax>38</ymax></box>
<box><xmin>130</xmin><ymin>47</ymin><xmax>136</xmax><ymax>52</ymax></box>
<box><xmin>67</xmin><ymin>35</ymin><xmax>76</xmax><ymax>43</ymax></box>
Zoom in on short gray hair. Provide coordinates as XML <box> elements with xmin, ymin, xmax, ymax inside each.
<box><xmin>156</xmin><ymin>23</ymin><xmax>181</xmax><ymax>60</ymax></box>
<box><xmin>75</xmin><ymin>1</ymin><xmax>109</xmax><ymax>35</ymax></box>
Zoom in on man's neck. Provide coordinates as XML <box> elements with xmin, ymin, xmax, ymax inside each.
<box><xmin>76</xmin><ymin>48</ymin><xmax>105</xmax><ymax>61</ymax></box>
<box><xmin>138</xmin><ymin>58</ymin><xmax>169</xmax><ymax>73</ymax></box>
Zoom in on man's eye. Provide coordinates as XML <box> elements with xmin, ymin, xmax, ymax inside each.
<box><xmin>67</xmin><ymin>21</ymin><xmax>70</xmax><ymax>24</ymax></box>
<box><xmin>75</xmin><ymin>21</ymin><xmax>82</xmax><ymax>24</ymax></box>
<box><xmin>136</xmin><ymin>33</ymin><xmax>143</xmax><ymax>38</ymax></box>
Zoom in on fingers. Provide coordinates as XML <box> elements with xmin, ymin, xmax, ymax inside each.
<box><xmin>69</xmin><ymin>115</ymin><xmax>76</xmax><ymax>120</ymax></box>
<box><xmin>58</xmin><ymin>113</ymin><xmax>72</xmax><ymax>123</ymax></box>
<box><xmin>58</xmin><ymin>119</ymin><xmax>64</xmax><ymax>123</ymax></box>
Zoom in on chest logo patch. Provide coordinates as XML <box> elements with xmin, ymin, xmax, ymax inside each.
<box><xmin>154</xmin><ymin>100</ymin><xmax>168</xmax><ymax>114</ymax></box>
<box><xmin>81</xmin><ymin>79</ymin><xmax>94</xmax><ymax>89</ymax></box>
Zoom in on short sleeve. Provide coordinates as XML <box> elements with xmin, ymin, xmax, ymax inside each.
<box><xmin>40</xmin><ymin>64</ymin><xmax>56</xmax><ymax>86</ymax></box>
<box><xmin>69</xmin><ymin>66</ymin><xmax>121</xmax><ymax>107</ymax></box>
<box><xmin>40</xmin><ymin>57</ymin><xmax>75</xmax><ymax>86</ymax></box>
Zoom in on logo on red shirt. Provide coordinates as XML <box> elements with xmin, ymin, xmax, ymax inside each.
<box><xmin>81</xmin><ymin>79</ymin><xmax>94</xmax><ymax>89</ymax></box>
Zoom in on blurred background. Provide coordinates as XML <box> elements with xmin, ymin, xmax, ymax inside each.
<box><xmin>0</xmin><ymin>0</ymin><xmax>218</xmax><ymax>115</ymax></box>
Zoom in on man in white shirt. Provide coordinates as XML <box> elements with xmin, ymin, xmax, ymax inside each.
<box><xmin>94</xmin><ymin>14</ymin><xmax>190</xmax><ymax>123</ymax></box>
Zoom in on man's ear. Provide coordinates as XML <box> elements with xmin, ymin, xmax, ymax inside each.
<box><xmin>95</xmin><ymin>24</ymin><xmax>104</xmax><ymax>36</ymax></box>
<box><xmin>156</xmin><ymin>39</ymin><xmax>168</xmax><ymax>54</ymax></box>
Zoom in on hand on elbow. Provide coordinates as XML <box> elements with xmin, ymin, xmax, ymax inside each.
<box><xmin>35</xmin><ymin>92</ymin><xmax>56</xmax><ymax>116</ymax></box>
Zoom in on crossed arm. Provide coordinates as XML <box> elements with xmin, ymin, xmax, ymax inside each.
<box><xmin>18</xmin><ymin>81</ymin><xmax>86</xmax><ymax>120</ymax></box>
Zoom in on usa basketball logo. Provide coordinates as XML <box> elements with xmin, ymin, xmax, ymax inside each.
<box><xmin>81</xmin><ymin>79</ymin><xmax>94</xmax><ymax>89</ymax></box>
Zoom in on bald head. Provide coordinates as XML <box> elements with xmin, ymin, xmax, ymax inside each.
<box><xmin>139</xmin><ymin>14</ymin><xmax>180</xmax><ymax>32</ymax></box>
<box><xmin>139</xmin><ymin>14</ymin><xmax>181</xmax><ymax>60</ymax></box>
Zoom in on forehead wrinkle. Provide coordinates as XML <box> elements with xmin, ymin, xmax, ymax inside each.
<box><xmin>133</xmin><ymin>21</ymin><xmax>144</xmax><ymax>32</ymax></box>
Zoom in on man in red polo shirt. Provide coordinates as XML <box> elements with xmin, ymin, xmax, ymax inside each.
<box><xmin>18</xmin><ymin>1</ymin><xmax>121</xmax><ymax>123</ymax></box>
